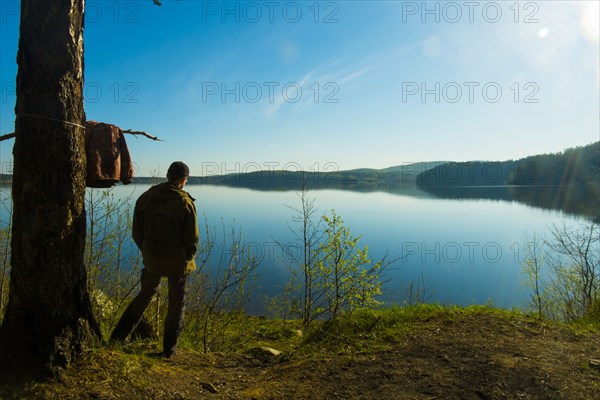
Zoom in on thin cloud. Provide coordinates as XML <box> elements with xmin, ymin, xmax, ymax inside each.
<box><xmin>264</xmin><ymin>43</ymin><xmax>420</xmax><ymax>117</ymax></box>
<box><xmin>265</xmin><ymin>70</ymin><xmax>315</xmax><ymax>117</ymax></box>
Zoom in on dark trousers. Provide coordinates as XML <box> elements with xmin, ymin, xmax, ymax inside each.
<box><xmin>110</xmin><ymin>268</ymin><xmax>188</xmax><ymax>356</ymax></box>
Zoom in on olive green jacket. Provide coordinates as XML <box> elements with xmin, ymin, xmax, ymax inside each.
<box><xmin>132</xmin><ymin>182</ymin><xmax>199</xmax><ymax>277</ymax></box>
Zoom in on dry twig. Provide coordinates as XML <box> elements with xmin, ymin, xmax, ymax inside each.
<box><xmin>0</xmin><ymin>129</ymin><xmax>162</xmax><ymax>142</ymax></box>
<box><xmin>0</xmin><ymin>133</ymin><xmax>16</xmax><ymax>142</ymax></box>
<box><xmin>122</xmin><ymin>129</ymin><xmax>163</xmax><ymax>141</ymax></box>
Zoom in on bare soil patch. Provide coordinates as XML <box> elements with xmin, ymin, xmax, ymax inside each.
<box><xmin>2</xmin><ymin>313</ymin><xmax>599</xmax><ymax>399</ymax></box>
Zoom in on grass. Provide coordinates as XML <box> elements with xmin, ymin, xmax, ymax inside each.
<box><xmin>172</xmin><ymin>303</ymin><xmax>598</xmax><ymax>358</ymax></box>
<box><xmin>299</xmin><ymin>304</ymin><xmax>526</xmax><ymax>355</ymax></box>
<box><xmin>2</xmin><ymin>303</ymin><xmax>599</xmax><ymax>400</ymax></box>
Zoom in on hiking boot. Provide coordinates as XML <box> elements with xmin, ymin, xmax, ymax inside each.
<box><xmin>163</xmin><ymin>349</ymin><xmax>176</xmax><ymax>359</ymax></box>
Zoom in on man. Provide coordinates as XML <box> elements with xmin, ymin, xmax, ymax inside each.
<box><xmin>110</xmin><ymin>161</ymin><xmax>199</xmax><ymax>358</ymax></box>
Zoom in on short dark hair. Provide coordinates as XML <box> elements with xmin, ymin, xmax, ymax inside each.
<box><xmin>167</xmin><ymin>161</ymin><xmax>190</xmax><ymax>181</ymax></box>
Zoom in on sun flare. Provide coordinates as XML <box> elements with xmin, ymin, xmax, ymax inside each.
<box><xmin>581</xmin><ymin>2</ymin><xmax>600</xmax><ymax>43</ymax></box>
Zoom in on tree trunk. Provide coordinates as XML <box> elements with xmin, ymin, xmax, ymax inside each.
<box><xmin>0</xmin><ymin>0</ymin><xmax>99</xmax><ymax>377</ymax></box>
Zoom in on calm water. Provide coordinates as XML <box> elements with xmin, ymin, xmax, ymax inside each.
<box><xmin>0</xmin><ymin>184</ymin><xmax>587</xmax><ymax>312</ymax></box>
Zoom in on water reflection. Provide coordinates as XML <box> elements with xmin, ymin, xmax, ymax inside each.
<box><xmin>417</xmin><ymin>185</ymin><xmax>598</xmax><ymax>220</ymax></box>
<box><xmin>0</xmin><ymin>183</ymin><xmax>591</xmax><ymax>312</ymax></box>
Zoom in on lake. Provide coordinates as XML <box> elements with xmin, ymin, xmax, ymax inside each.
<box><xmin>0</xmin><ymin>183</ymin><xmax>589</xmax><ymax>313</ymax></box>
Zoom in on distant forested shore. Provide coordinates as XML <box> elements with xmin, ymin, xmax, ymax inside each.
<box><xmin>415</xmin><ymin>142</ymin><xmax>599</xmax><ymax>218</ymax></box>
<box><xmin>1</xmin><ymin>142</ymin><xmax>597</xmax><ymax>191</ymax></box>
<box><xmin>1</xmin><ymin>142</ymin><xmax>598</xmax><ymax>217</ymax></box>
<box><xmin>415</xmin><ymin>141</ymin><xmax>599</xmax><ymax>188</ymax></box>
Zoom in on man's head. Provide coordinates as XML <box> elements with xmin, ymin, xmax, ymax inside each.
<box><xmin>167</xmin><ymin>161</ymin><xmax>190</xmax><ymax>187</ymax></box>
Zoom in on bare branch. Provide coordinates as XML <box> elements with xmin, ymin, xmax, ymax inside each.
<box><xmin>2</xmin><ymin>129</ymin><xmax>163</xmax><ymax>142</ymax></box>
<box><xmin>122</xmin><ymin>129</ymin><xmax>164</xmax><ymax>141</ymax></box>
<box><xmin>0</xmin><ymin>133</ymin><xmax>16</xmax><ymax>142</ymax></box>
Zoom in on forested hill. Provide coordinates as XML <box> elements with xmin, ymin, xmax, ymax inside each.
<box><xmin>416</xmin><ymin>142</ymin><xmax>600</xmax><ymax>187</ymax></box>
<box><xmin>134</xmin><ymin>162</ymin><xmax>446</xmax><ymax>191</ymax></box>
<box><xmin>413</xmin><ymin>142</ymin><xmax>600</xmax><ymax>218</ymax></box>
<box><xmin>1</xmin><ymin>163</ymin><xmax>446</xmax><ymax>190</ymax></box>
<box><xmin>506</xmin><ymin>141</ymin><xmax>600</xmax><ymax>186</ymax></box>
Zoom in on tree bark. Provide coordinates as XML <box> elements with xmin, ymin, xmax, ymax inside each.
<box><xmin>0</xmin><ymin>0</ymin><xmax>99</xmax><ymax>377</ymax></box>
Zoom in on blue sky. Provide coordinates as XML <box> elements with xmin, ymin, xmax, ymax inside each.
<box><xmin>0</xmin><ymin>0</ymin><xmax>598</xmax><ymax>176</ymax></box>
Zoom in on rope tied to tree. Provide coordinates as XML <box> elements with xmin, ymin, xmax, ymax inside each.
<box><xmin>0</xmin><ymin>115</ymin><xmax>163</xmax><ymax>142</ymax></box>
<box><xmin>16</xmin><ymin>113</ymin><xmax>87</xmax><ymax>129</ymax></box>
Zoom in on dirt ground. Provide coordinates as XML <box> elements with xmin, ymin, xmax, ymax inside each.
<box><xmin>3</xmin><ymin>313</ymin><xmax>600</xmax><ymax>400</ymax></box>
